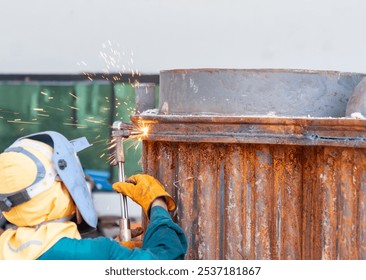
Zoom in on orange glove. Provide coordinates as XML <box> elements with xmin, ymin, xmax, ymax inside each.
<box><xmin>120</xmin><ymin>240</ymin><xmax>143</xmax><ymax>249</ymax></box>
<box><xmin>115</xmin><ymin>227</ymin><xmax>144</xmax><ymax>249</ymax></box>
<box><xmin>112</xmin><ymin>174</ymin><xmax>176</xmax><ymax>217</ymax></box>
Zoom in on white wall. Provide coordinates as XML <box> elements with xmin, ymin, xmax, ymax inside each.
<box><xmin>1</xmin><ymin>0</ymin><xmax>365</xmax><ymax>74</ymax></box>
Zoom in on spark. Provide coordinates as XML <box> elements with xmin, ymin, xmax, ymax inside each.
<box><xmin>173</xmin><ymin>177</ymin><xmax>195</xmax><ymax>189</ymax></box>
<box><xmin>33</xmin><ymin>108</ymin><xmax>44</xmax><ymax>112</ymax></box>
<box><xmin>37</xmin><ymin>113</ymin><xmax>50</xmax><ymax>117</ymax></box>
<box><xmin>84</xmin><ymin>118</ymin><xmax>105</xmax><ymax>125</ymax></box>
<box><xmin>69</xmin><ymin>92</ymin><xmax>79</xmax><ymax>100</ymax></box>
<box><xmin>7</xmin><ymin>120</ymin><xmax>39</xmax><ymax>125</ymax></box>
<box><xmin>141</xmin><ymin>126</ymin><xmax>149</xmax><ymax>137</ymax></box>
<box><xmin>45</xmin><ymin>105</ymin><xmax>64</xmax><ymax>111</ymax></box>
<box><xmin>40</xmin><ymin>91</ymin><xmax>48</xmax><ymax>96</ymax></box>
<box><xmin>108</xmin><ymin>142</ymin><xmax>117</xmax><ymax>150</ymax></box>
<box><xmin>63</xmin><ymin>123</ymin><xmax>88</xmax><ymax>128</ymax></box>
<box><xmin>123</xmin><ymin>137</ymin><xmax>139</xmax><ymax>151</ymax></box>
<box><xmin>134</xmin><ymin>142</ymin><xmax>140</xmax><ymax>150</ymax></box>
<box><xmin>132</xmin><ymin>123</ymin><xmax>149</xmax><ymax>139</ymax></box>
<box><xmin>67</xmin><ymin>105</ymin><xmax>79</xmax><ymax>110</ymax></box>
<box><xmin>92</xmin><ymin>138</ymin><xmax>109</xmax><ymax>144</ymax></box>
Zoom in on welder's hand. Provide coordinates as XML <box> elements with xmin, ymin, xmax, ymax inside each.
<box><xmin>131</xmin><ymin>226</ymin><xmax>144</xmax><ymax>238</ymax></box>
<box><xmin>115</xmin><ymin>227</ymin><xmax>144</xmax><ymax>240</ymax></box>
<box><xmin>112</xmin><ymin>174</ymin><xmax>176</xmax><ymax>217</ymax></box>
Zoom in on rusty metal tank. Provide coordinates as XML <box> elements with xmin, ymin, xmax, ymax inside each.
<box><xmin>131</xmin><ymin>69</ymin><xmax>366</xmax><ymax>260</ymax></box>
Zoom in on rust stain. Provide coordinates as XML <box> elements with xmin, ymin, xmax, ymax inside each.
<box><xmin>137</xmin><ymin>117</ymin><xmax>366</xmax><ymax>260</ymax></box>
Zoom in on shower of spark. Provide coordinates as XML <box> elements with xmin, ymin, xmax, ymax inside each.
<box><xmin>1</xmin><ymin>40</ymin><xmax>148</xmax><ymax>169</ymax></box>
<box><xmin>104</xmin><ymin>122</ymin><xmax>149</xmax><ymax>165</ymax></box>
<box><xmin>78</xmin><ymin>40</ymin><xmax>141</xmax><ymax>83</ymax></box>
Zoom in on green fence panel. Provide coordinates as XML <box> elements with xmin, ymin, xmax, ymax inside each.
<box><xmin>73</xmin><ymin>82</ymin><xmax>112</xmax><ymax>172</ymax></box>
<box><xmin>0</xmin><ymin>83</ymin><xmax>49</xmax><ymax>147</ymax></box>
<box><xmin>0</xmin><ymin>81</ymin><xmax>148</xmax><ymax>187</ymax></box>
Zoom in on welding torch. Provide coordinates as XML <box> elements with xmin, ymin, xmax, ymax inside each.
<box><xmin>111</xmin><ymin>121</ymin><xmax>143</xmax><ymax>242</ymax></box>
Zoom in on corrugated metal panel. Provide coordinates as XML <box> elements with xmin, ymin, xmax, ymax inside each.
<box><xmin>140</xmin><ymin>140</ymin><xmax>366</xmax><ymax>260</ymax></box>
<box><xmin>134</xmin><ymin>68</ymin><xmax>366</xmax><ymax>260</ymax></box>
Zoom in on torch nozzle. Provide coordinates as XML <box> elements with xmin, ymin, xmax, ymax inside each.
<box><xmin>112</xmin><ymin>121</ymin><xmax>144</xmax><ymax>138</ymax></box>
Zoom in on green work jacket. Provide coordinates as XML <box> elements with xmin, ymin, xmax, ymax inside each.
<box><xmin>38</xmin><ymin>206</ymin><xmax>187</xmax><ymax>260</ymax></box>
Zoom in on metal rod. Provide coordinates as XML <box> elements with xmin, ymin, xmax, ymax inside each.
<box><xmin>115</xmin><ymin>135</ymin><xmax>131</xmax><ymax>241</ymax></box>
<box><xmin>118</xmin><ymin>161</ymin><xmax>128</xmax><ymax>219</ymax></box>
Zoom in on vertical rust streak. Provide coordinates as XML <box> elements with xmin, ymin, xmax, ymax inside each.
<box><xmin>140</xmin><ymin>141</ymin><xmax>149</xmax><ymax>232</ymax></box>
<box><xmin>242</xmin><ymin>144</ymin><xmax>255</xmax><ymax>259</ymax></box>
<box><xmin>338</xmin><ymin>148</ymin><xmax>358</xmax><ymax>259</ymax></box>
<box><xmin>218</xmin><ymin>146</ymin><xmax>225</xmax><ymax>259</ymax></box>
<box><xmin>176</xmin><ymin>143</ymin><xmax>197</xmax><ymax>259</ymax></box>
<box><xmin>141</xmin><ymin>140</ymin><xmax>148</xmax><ymax>173</ymax></box>
<box><xmin>272</xmin><ymin>146</ymin><xmax>284</xmax><ymax>259</ymax></box>
<box><xmin>358</xmin><ymin>149</ymin><xmax>366</xmax><ymax>259</ymax></box>
<box><xmin>313</xmin><ymin>146</ymin><xmax>325</xmax><ymax>259</ymax></box>
<box><xmin>156</xmin><ymin>142</ymin><xmax>177</xmax><ymax>220</ymax></box>
<box><xmin>320</xmin><ymin>147</ymin><xmax>340</xmax><ymax>259</ymax></box>
<box><xmin>282</xmin><ymin>146</ymin><xmax>302</xmax><ymax>259</ymax></box>
<box><xmin>223</xmin><ymin>144</ymin><xmax>244</xmax><ymax>259</ymax></box>
<box><xmin>197</xmin><ymin>143</ymin><xmax>219</xmax><ymax>259</ymax></box>
<box><xmin>253</xmin><ymin>144</ymin><xmax>273</xmax><ymax>259</ymax></box>
<box><xmin>144</xmin><ymin>140</ymin><xmax>159</xmax><ymax>177</ymax></box>
<box><xmin>301</xmin><ymin>146</ymin><xmax>317</xmax><ymax>259</ymax></box>
<box><xmin>142</xmin><ymin>141</ymin><xmax>160</xmax><ymax>230</ymax></box>
<box><xmin>272</xmin><ymin>146</ymin><xmax>302</xmax><ymax>259</ymax></box>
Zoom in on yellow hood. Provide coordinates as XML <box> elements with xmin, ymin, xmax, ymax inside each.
<box><xmin>0</xmin><ymin>139</ymin><xmax>81</xmax><ymax>260</ymax></box>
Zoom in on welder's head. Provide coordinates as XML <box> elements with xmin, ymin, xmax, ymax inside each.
<box><xmin>0</xmin><ymin>131</ymin><xmax>97</xmax><ymax>228</ymax></box>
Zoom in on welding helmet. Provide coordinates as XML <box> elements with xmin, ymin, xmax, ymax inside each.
<box><xmin>0</xmin><ymin>131</ymin><xmax>97</xmax><ymax>228</ymax></box>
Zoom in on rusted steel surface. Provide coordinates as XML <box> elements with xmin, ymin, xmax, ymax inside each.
<box><xmin>135</xmin><ymin>83</ymin><xmax>156</xmax><ymax>114</ymax></box>
<box><xmin>140</xmin><ymin>138</ymin><xmax>366</xmax><ymax>260</ymax></box>
<box><xmin>159</xmin><ymin>69</ymin><xmax>365</xmax><ymax>117</ymax></box>
<box><xmin>132</xmin><ymin>115</ymin><xmax>366</xmax><ymax>148</ymax></box>
<box><xmin>135</xmin><ymin>68</ymin><xmax>366</xmax><ymax>260</ymax></box>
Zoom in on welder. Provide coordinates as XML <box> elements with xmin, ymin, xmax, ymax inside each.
<box><xmin>0</xmin><ymin>131</ymin><xmax>187</xmax><ymax>260</ymax></box>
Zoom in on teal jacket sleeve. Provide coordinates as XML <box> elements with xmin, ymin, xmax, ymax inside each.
<box><xmin>38</xmin><ymin>206</ymin><xmax>187</xmax><ymax>260</ymax></box>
